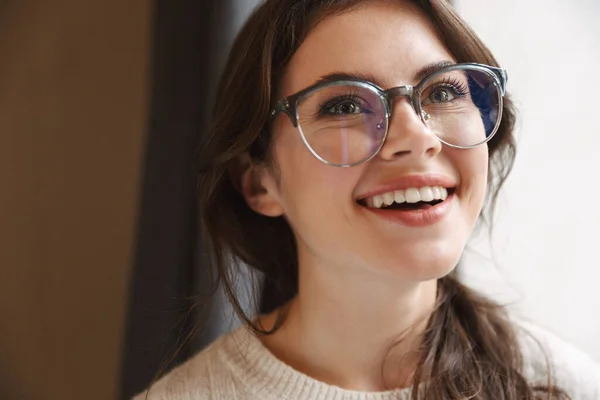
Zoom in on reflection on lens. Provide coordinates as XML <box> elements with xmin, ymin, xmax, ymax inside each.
<box><xmin>297</xmin><ymin>83</ymin><xmax>386</xmax><ymax>165</ymax></box>
<box><xmin>419</xmin><ymin>67</ymin><xmax>501</xmax><ymax>147</ymax></box>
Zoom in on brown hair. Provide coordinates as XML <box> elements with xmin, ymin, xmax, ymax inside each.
<box><xmin>196</xmin><ymin>0</ymin><xmax>567</xmax><ymax>398</ymax></box>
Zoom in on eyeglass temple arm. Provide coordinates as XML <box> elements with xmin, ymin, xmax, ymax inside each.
<box><xmin>269</xmin><ymin>99</ymin><xmax>298</xmax><ymax>126</ymax></box>
<box><xmin>490</xmin><ymin>66</ymin><xmax>508</xmax><ymax>96</ymax></box>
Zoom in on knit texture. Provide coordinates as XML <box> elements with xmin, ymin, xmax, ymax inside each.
<box><xmin>134</xmin><ymin>321</ymin><xmax>600</xmax><ymax>400</ymax></box>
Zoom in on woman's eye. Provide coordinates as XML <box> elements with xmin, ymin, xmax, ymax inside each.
<box><xmin>422</xmin><ymin>81</ymin><xmax>468</xmax><ymax>106</ymax></box>
<box><xmin>327</xmin><ymin>101</ymin><xmax>363</xmax><ymax>115</ymax></box>
<box><xmin>429</xmin><ymin>88</ymin><xmax>456</xmax><ymax>103</ymax></box>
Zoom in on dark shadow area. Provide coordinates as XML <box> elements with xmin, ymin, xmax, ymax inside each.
<box><xmin>119</xmin><ymin>1</ymin><xmax>214</xmax><ymax>398</ymax></box>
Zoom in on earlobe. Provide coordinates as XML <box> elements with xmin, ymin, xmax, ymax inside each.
<box><xmin>239</xmin><ymin>159</ymin><xmax>284</xmax><ymax>218</ymax></box>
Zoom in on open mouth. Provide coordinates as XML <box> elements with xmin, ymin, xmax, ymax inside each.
<box><xmin>357</xmin><ymin>186</ymin><xmax>456</xmax><ymax>211</ymax></box>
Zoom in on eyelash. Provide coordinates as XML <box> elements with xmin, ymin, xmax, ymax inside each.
<box><xmin>318</xmin><ymin>93</ymin><xmax>366</xmax><ymax>115</ymax></box>
<box><xmin>428</xmin><ymin>77</ymin><xmax>469</xmax><ymax>96</ymax></box>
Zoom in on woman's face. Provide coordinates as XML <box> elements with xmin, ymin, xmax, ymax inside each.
<box><xmin>253</xmin><ymin>1</ymin><xmax>489</xmax><ymax>281</ymax></box>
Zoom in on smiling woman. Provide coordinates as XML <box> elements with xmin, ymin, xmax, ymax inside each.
<box><xmin>135</xmin><ymin>0</ymin><xmax>600</xmax><ymax>399</ymax></box>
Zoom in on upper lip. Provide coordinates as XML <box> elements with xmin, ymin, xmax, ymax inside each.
<box><xmin>356</xmin><ymin>174</ymin><xmax>457</xmax><ymax>201</ymax></box>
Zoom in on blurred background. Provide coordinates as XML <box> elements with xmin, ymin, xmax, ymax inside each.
<box><xmin>1</xmin><ymin>1</ymin><xmax>598</xmax><ymax>399</ymax></box>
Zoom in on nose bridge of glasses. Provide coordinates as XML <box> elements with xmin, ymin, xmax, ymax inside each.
<box><xmin>383</xmin><ymin>85</ymin><xmax>419</xmax><ymax>117</ymax></box>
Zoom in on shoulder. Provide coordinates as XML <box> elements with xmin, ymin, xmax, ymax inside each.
<box><xmin>131</xmin><ymin>328</ymin><xmax>248</xmax><ymax>400</ymax></box>
<box><xmin>131</xmin><ymin>341</ymin><xmax>217</xmax><ymax>400</ymax></box>
<box><xmin>515</xmin><ymin>320</ymin><xmax>600</xmax><ymax>399</ymax></box>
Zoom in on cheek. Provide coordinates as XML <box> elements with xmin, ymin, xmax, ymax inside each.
<box><xmin>271</xmin><ymin>130</ymin><xmax>367</xmax><ymax>250</ymax></box>
<box><xmin>457</xmin><ymin>146</ymin><xmax>489</xmax><ymax>212</ymax></box>
<box><xmin>273</xmin><ymin>126</ymin><xmax>361</xmax><ymax>213</ymax></box>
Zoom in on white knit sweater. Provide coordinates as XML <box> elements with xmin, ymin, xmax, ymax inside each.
<box><xmin>135</xmin><ymin>322</ymin><xmax>600</xmax><ymax>400</ymax></box>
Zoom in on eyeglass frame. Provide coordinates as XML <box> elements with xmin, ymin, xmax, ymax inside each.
<box><xmin>268</xmin><ymin>62</ymin><xmax>508</xmax><ymax>167</ymax></box>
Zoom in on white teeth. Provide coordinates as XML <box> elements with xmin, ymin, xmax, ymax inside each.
<box><xmin>405</xmin><ymin>188</ymin><xmax>421</xmax><ymax>203</ymax></box>
<box><xmin>364</xmin><ymin>186</ymin><xmax>451</xmax><ymax>209</ymax></box>
<box><xmin>383</xmin><ymin>192</ymin><xmax>395</xmax><ymax>206</ymax></box>
<box><xmin>394</xmin><ymin>190</ymin><xmax>406</xmax><ymax>203</ymax></box>
<box><xmin>373</xmin><ymin>196</ymin><xmax>384</xmax><ymax>208</ymax></box>
<box><xmin>419</xmin><ymin>187</ymin><xmax>434</xmax><ymax>202</ymax></box>
<box><xmin>440</xmin><ymin>187</ymin><xmax>448</xmax><ymax>200</ymax></box>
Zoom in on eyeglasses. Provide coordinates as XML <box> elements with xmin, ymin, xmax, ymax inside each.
<box><xmin>269</xmin><ymin>63</ymin><xmax>508</xmax><ymax>167</ymax></box>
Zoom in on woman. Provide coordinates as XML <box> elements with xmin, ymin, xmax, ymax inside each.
<box><xmin>138</xmin><ymin>0</ymin><xmax>600</xmax><ymax>399</ymax></box>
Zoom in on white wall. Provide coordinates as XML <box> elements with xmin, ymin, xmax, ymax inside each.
<box><xmin>456</xmin><ymin>0</ymin><xmax>600</xmax><ymax>362</ymax></box>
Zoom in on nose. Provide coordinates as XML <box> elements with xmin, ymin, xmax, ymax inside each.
<box><xmin>377</xmin><ymin>97</ymin><xmax>442</xmax><ymax>161</ymax></box>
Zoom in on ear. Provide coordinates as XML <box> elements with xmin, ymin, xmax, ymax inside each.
<box><xmin>236</xmin><ymin>154</ymin><xmax>284</xmax><ymax>218</ymax></box>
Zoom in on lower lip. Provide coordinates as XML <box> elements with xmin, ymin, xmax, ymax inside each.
<box><xmin>362</xmin><ymin>194</ymin><xmax>455</xmax><ymax>227</ymax></box>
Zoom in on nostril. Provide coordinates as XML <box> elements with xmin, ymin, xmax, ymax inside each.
<box><xmin>389</xmin><ymin>149</ymin><xmax>412</xmax><ymax>159</ymax></box>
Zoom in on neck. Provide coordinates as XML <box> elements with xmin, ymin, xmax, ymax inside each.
<box><xmin>260</xmin><ymin>252</ymin><xmax>438</xmax><ymax>392</ymax></box>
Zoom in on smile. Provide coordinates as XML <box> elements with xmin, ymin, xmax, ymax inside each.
<box><xmin>357</xmin><ymin>185</ymin><xmax>457</xmax><ymax>227</ymax></box>
<box><xmin>360</xmin><ymin>186</ymin><xmax>453</xmax><ymax>210</ymax></box>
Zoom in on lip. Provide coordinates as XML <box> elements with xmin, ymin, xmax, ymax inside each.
<box><xmin>362</xmin><ymin>193</ymin><xmax>455</xmax><ymax>227</ymax></box>
<box><xmin>356</xmin><ymin>174</ymin><xmax>457</xmax><ymax>201</ymax></box>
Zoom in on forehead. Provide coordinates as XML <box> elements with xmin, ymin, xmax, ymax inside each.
<box><xmin>281</xmin><ymin>1</ymin><xmax>456</xmax><ymax>94</ymax></box>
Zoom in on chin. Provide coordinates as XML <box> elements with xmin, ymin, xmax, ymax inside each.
<box><xmin>374</xmin><ymin>240</ymin><xmax>465</xmax><ymax>282</ymax></box>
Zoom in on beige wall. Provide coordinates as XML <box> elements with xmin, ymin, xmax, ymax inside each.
<box><xmin>0</xmin><ymin>1</ymin><xmax>151</xmax><ymax>399</ymax></box>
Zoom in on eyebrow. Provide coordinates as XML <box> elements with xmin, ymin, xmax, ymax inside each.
<box><xmin>315</xmin><ymin>71</ymin><xmax>381</xmax><ymax>86</ymax></box>
<box><xmin>415</xmin><ymin>60</ymin><xmax>455</xmax><ymax>81</ymax></box>
<box><xmin>315</xmin><ymin>60</ymin><xmax>455</xmax><ymax>87</ymax></box>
